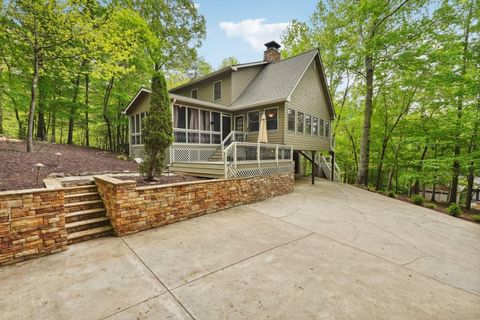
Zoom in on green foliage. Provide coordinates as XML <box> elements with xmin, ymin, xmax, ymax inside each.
<box><xmin>218</xmin><ymin>56</ymin><xmax>239</xmax><ymax>69</ymax></box>
<box><xmin>447</xmin><ymin>204</ymin><xmax>462</xmax><ymax>217</ymax></box>
<box><xmin>472</xmin><ymin>214</ymin><xmax>480</xmax><ymax>222</ymax></box>
<box><xmin>424</xmin><ymin>203</ymin><xmax>436</xmax><ymax>209</ymax></box>
<box><xmin>140</xmin><ymin>71</ymin><xmax>173</xmax><ymax>180</ymax></box>
<box><xmin>411</xmin><ymin>195</ymin><xmax>424</xmax><ymax>205</ymax></box>
<box><xmin>387</xmin><ymin>191</ymin><xmax>395</xmax><ymax>198</ymax></box>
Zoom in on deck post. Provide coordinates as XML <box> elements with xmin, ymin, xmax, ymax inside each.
<box><xmin>329</xmin><ymin>149</ymin><xmax>335</xmax><ymax>181</ymax></box>
<box><xmin>257</xmin><ymin>143</ymin><xmax>261</xmax><ymax>167</ymax></box>
<box><xmin>234</xmin><ymin>143</ymin><xmax>237</xmax><ymax>169</ymax></box>
<box><xmin>311</xmin><ymin>151</ymin><xmax>315</xmax><ymax>185</ymax></box>
<box><xmin>275</xmin><ymin>145</ymin><xmax>279</xmax><ymax>166</ymax></box>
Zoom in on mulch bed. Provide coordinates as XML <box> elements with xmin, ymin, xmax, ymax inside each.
<box><xmin>114</xmin><ymin>175</ymin><xmax>204</xmax><ymax>187</ymax></box>
<box><xmin>394</xmin><ymin>195</ymin><xmax>480</xmax><ymax>225</ymax></box>
<box><xmin>0</xmin><ymin>140</ymin><xmax>139</xmax><ymax>191</ymax></box>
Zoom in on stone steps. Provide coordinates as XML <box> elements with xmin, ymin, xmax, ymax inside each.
<box><xmin>62</xmin><ymin>183</ymin><xmax>113</xmax><ymax>244</ymax></box>
<box><xmin>67</xmin><ymin>225</ymin><xmax>113</xmax><ymax>245</ymax></box>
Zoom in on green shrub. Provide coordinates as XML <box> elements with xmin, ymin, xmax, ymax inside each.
<box><xmin>424</xmin><ymin>203</ymin><xmax>436</xmax><ymax>209</ymax></box>
<box><xmin>472</xmin><ymin>214</ymin><xmax>480</xmax><ymax>222</ymax></box>
<box><xmin>387</xmin><ymin>191</ymin><xmax>395</xmax><ymax>198</ymax></box>
<box><xmin>411</xmin><ymin>195</ymin><xmax>424</xmax><ymax>205</ymax></box>
<box><xmin>447</xmin><ymin>204</ymin><xmax>462</xmax><ymax>217</ymax></box>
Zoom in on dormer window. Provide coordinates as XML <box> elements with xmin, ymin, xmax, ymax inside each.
<box><xmin>213</xmin><ymin>81</ymin><xmax>221</xmax><ymax>100</ymax></box>
<box><xmin>191</xmin><ymin>88</ymin><xmax>198</xmax><ymax>99</ymax></box>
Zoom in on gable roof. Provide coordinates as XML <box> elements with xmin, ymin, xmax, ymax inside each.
<box><xmin>126</xmin><ymin>49</ymin><xmax>336</xmax><ymax>118</ymax></box>
<box><xmin>231</xmin><ymin>50</ymin><xmax>317</xmax><ymax>107</ymax></box>
<box><xmin>231</xmin><ymin>49</ymin><xmax>336</xmax><ymax>118</ymax></box>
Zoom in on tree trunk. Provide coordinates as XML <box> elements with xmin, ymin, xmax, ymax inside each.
<box><xmin>449</xmin><ymin>6</ymin><xmax>472</xmax><ymax>204</ymax></box>
<box><xmin>387</xmin><ymin>166</ymin><xmax>394</xmax><ymax>191</ymax></box>
<box><xmin>103</xmin><ymin>77</ymin><xmax>114</xmax><ymax>151</ymax></box>
<box><xmin>85</xmin><ymin>74</ymin><xmax>90</xmax><ymax>147</ymax></box>
<box><xmin>465</xmin><ymin>165</ymin><xmax>474</xmax><ymax>210</ymax></box>
<box><xmin>356</xmin><ymin>55</ymin><xmax>374</xmax><ymax>186</ymax></box>
<box><xmin>50</xmin><ymin>112</ymin><xmax>56</xmax><ymax>143</ymax></box>
<box><xmin>67</xmin><ymin>72</ymin><xmax>82</xmax><ymax>145</ymax></box>
<box><xmin>431</xmin><ymin>183</ymin><xmax>436</xmax><ymax>202</ymax></box>
<box><xmin>36</xmin><ymin>76</ymin><xmax>47</xmax><ymax>140</ymax></box>
<box><xmin>27</xmin><ymin>55</ymin><xmax>39</xmax><ymax>152</ymax></box>
<box><xmin>15</xmin><ymin>108</ymin><xmax>25</xmax><ymax>139</ymax></box>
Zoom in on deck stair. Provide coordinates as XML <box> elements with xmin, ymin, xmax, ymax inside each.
<box><xmin>63</xmin><ymin>183</ymin><xmax>113</xmax><ymax>244</ymax></box>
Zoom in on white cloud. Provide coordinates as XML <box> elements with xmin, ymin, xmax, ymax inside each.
<box><xmin>194</xmin><ymin>2</ymin><xmax>200</xmax><ymax>9</ymax></box>
<box><xmin>219</xmin><ymin>19</ymin><xmax>289</xmax><ymax>52</ymax></box>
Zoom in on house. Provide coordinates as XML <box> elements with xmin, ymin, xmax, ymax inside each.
<box><xmin>123</xmin><ymin>41</ymin><xmax>338</xmax><ymax>180</ymax></box>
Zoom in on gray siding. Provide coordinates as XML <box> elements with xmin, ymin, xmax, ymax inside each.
<box><xmin>231</xmin><ymin>65</ymin><xmax>263</xmax><ymax>102</ymax></box>
<box><xmin>284</xmin><ymin>57</ymin><xmax>333</xmax><ymax>151</ymax></box>
<box><xmin>171</xmin><ymin>73</ymin><xmax>232</xmax><ymax>106</ymax></box>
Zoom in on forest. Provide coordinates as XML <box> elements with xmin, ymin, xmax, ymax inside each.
<box><xmin>0</xmin><ymin>0</ymin><xmax>478</xmax><ymax>206</ymax></box>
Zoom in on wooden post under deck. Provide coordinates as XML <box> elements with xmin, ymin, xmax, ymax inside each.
<box><xmin>311</xmin><ymin>151</ymin><xmax>316</xmax><ymax>185</ymax></box>
<box><xmin>329</xmin><ymin>149</ymin><xmax>335</xmax><ymax>181</ymax></box>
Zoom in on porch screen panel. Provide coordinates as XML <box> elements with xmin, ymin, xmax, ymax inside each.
<box><xmin>212</xmin><ymin>112</ymin><xmax>221</xmax><ymax>143</ymax></box>
<box><xmin>188</xmin><ymin>108</ymin><xmax>199</xmax><ymax>143</ymax></box>
<box><xmin>200</xmin><ymin>110</ymin><xmax>210</xmax><ymax>143</ymax></box>
<box><xmin>173</xmin><ymin>105</ymin><xmax>186</xmax><ymax>142</ymax></box>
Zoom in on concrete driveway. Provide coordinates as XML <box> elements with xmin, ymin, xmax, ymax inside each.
<box><xmin>1</xmin><ymin>178</ymin><xmax>479</xmax><ymax>319</ymax></box>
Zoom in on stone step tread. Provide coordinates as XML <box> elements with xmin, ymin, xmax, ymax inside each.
<box><xmin>64</xmin><ymin>199</ymin><xmax>103</xmax><ymax>208</ymax></box>
<box><xmin>65</xmin><ymin>207</ymin><xmax>106</xmax><ymax>218</ymax></box>
<box><xmin>63</xmin><ymin>184</ymin><xmax>96</xmax><ymax>191</ymax></box>
<box><xmin>66</xmin><ymin>217</ymin><xmax>110</xmax><ymax>229</ymax></box>
<box><xmin>65</xmin><ymin>192</ymin><xmax>99</xmax><ymax>199</ymax></box>
<box><xmin>67</xmin><ymin>225</ymin><xmax>113</xmax><ymax>240</ymax></box>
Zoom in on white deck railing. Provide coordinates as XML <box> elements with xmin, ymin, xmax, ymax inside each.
<box><xmin>223</xmin><ymin>142</ymin><xmax>293</xmax><ymax>178</ymax></box>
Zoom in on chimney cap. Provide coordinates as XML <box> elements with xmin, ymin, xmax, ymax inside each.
<box><xmin>264</xmin><ymin>41</ymin><xmax>281</xmax><ymax>50</ymax></box>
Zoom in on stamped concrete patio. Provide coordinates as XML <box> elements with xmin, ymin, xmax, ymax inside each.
<box><xmin>1</xmin><ymin>177</ymin><xmax>479</xmax><ymax>319</ymax></box>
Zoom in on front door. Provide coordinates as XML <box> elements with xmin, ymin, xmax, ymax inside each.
<box><xmin>222</xmin><ymin>115</ymin><xmax>231</xmax><ymax>140</ymax></box>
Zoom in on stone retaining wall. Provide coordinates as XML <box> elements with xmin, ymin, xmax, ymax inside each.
<box><xmin>95</xmin><ymin>173</ymin><xmax>294</xmax><ymax>236</ymax></box>
<box><xmin>0</xmin><ymin>188</ymin><xmax>68</xmax><ymax>266</ymax></box>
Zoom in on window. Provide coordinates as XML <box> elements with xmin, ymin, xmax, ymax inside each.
<box><xmin>297</xmin><ymin>112</ymin><xmax>304</xmax><ymax>134</ymax></box>
<box><xmin>235</xmin><ymin>116</ymin><xmax>244</xmax><ymax>132</ymax></box>
<box><xmin>319</xmin><ymin>119</ymin><xmax>325</xmax><ymax>137</ymax></box>
<box><xmin>213</xmin><ymin>81</ymin><xmax>221</xmax><ymax>100</ymax></box>
<box><xmin>305</xmin><ymin>114</ymin><xmax>312</xmax><ymax>135</ymax></box>
<box><xmin>191</xmin><ymin>88</ymin><xmax>198</xmax><ymax>99</ymax></box>
<box><xmin>247</xmin><ymin>111</ymin><xmax>260</xmax><ymax>132</ymax></box>
<box><xmin>288</xmin><ymin>108</ymin><xmax>295</xmax><ymax>132</ymax></box>
<box><xmin>130</xmin><ymin>112</ymin><xmax>146</xmax><ymax>145</ymax></box>
<box><xmin>325</xmin><ymin>120</ymin><xmax>330</xmax><ymax>138</ymax></box>
<box><xmin>313</xmin><ymin>117</ymin><xmax>319</xmax><ymax>135</ymax></box>
<box><xmin>265</xmin><ymin>108</ymin><xmax>278</xmax><ymax>130</ymax></box>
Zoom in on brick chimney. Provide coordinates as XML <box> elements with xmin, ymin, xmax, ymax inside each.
<box><xmin>263</xmin><ymin>40</ymin><xmax>281</xmax><ymax>63</ymax></box>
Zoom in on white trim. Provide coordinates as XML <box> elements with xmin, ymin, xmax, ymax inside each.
<box><xmin>231</xmin><ymin>61</ymin><xmax>268</xmax><ymax>71</ymax></box>
<box><xmin>123</xmin><ymin>88</ymin><xmax>151</xmax><ymax>114</ymax></box>
<box><xmin>213</xmin><ymin>80</ymin><xmax>222</xmax><ymax>101</ymax></box>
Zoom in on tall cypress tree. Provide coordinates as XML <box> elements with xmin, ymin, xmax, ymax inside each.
<box><xmin>140</xmin><ymin>71</ymin><xmax>173</xmax><ymax>180</ymax></box>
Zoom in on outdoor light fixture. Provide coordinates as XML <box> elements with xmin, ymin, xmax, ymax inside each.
<box><xmin>33</xmin><ymin>163</ymin><xmax>45</xmax><ymax>185</ymax></box>
<box><xmin>267</xmin><ymin>111</ymin><xmax>275</xmax><ymax>118</ymax></box>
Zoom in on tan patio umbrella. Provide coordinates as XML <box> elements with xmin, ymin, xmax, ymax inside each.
<box><xmin>257</xmin><ymin>111</ymin><xmax>268</xmax><ymax>143</ymax></box>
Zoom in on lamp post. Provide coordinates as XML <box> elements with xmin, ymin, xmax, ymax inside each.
<box><xmin>33</xmin><ymin>163</ymin><xmax>45</xmax><ymax>185</ymax></box>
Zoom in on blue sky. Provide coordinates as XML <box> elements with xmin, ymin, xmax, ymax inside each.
<box><xmin>195</xmin><ymin>0</ymin><xmax>317</xmax><ymax>68</ymax></box>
